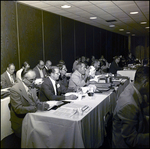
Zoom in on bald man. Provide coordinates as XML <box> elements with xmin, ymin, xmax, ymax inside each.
<box><xmin>33</xmin><ymin>60</ymin><xmax>45</xmax><ymax>79</ymax></box>
<box><xmin>10</xmin><ymin>69</ymin><xmax>49</xmax><ymax>138</ymax></box>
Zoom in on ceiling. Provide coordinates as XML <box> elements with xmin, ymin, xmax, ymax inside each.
<box><xmin>17</xmin><ymin>1</ymin><xmax>149</xmax><ymax>37</ymax></box>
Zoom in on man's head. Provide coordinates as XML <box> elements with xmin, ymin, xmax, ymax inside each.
<box><xmin>76</xmin><ymin>62</ymin><xmax>86</xmax><ymax>75</ymax></box>
<box><xmin>134</xmin><ymin>66</ymin><xmax>149</xmax><ymax>95</ymax></box>
<box><xmin>7</xmin><ymin>63</ymin><xmax>15</xmax><ymax>75</ymax></box>
<box><xmin>114</xmin><ymin>56</ymin><xmax>120</xmax><ymax>64</ymax></box>
<box><xmin>57</xmin><ymin>64</ymin><xmax>67</xmax><ymax>76</ymax></box>
<box><xmin>38</xmin><ymin>60</ymin><xmax>45</xmax><ymax>70</ymax></box>
<box><xmin>47</xmin><ymin>66</ymin><xmax>60</xmax><ymax>81</ymax></box>
<box><xmin>91</xmin><ymin>59</ymin><xmax>100</xmax><ymax>70</ymax></box>
<box><xmin>22</xmin><ymin>61</ymin><xmax>30</xmax><ymax>70</ymax></box>
<box><xmin>45</xmin><ymin>60</ymin><xmax>52</xmax><ymax>70</ymax></box>
<box><xmin>21</xmin><ymin>69</ymin><xmax>36</xmax><ymax>87</ymax></box>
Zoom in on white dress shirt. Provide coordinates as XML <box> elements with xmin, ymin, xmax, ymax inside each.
<box><xmin>16</xmin><ymin>68</ymin><xmax>23</xmax><ymax>81</ymax></box>
<box><xmin>49</xmin><ymin>77</ymin><xmax>57</xmax><ymax>95</ymax></box>
<box><xmin>6</xmin><ymin>71</ymin><xmax>14</xmax><ymax>84</ymax></box>
<box><xmin>37</xmin><ymin>67</ymin><xmax>44</xmax><ymax>78</ymax></box>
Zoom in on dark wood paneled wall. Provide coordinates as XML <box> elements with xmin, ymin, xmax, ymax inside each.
<box><xmin>1</xmin><ymin>1</ymin><xmax>130</xmax><ymax>74</ymax></box>
<box><xmin>1</xmin><ymin>1</ymin><xmax>18</xmax><ymax>73</ymax></box>
<box><xmin>17</xmin><ymin>3</ymin><xmax>43</xmax><ymax>69</ymax></box>
<box><xmin>43</xmin><ymin>11</ymin><xmax>61</xmax><ymax>66</ymax></box>
<box><xmin>61</xmin><ymin>17</ymin><xmax>75</xmax><ymax>72</ymax></box>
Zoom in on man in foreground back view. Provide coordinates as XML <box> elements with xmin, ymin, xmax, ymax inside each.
<box><xmin>112</xmin><ymin>66</ymin><xmax>149</xmax><ymax>148</ymax></box>
<box><xmin>10</xmin><ymin>69</ymin><xmax>49</xmax><ymax>138</ymax></box>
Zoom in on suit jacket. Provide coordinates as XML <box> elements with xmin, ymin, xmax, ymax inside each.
<box><xmin>1</xmin><ymin>71</ymin><xmax>16</xmax><ymax>89</ymax></box>
<box><xmin>33</xmin><ymin>66</ymin><xmax>45</xmax><ymax>79</ymax></box>
<box><xmin>10</xmin><ymin>80</ymin><xmax>45</xmax><ymax>138</ymax></box>
<box><xmin>68</xmin><ymin>70</ymin><xmax>86</xmax><ymax>91</ymax></box>
<box><xmin>109</xmin><ymin>60</ymin><xmax>122</xmax><ymax>74</ymax></box>
<box><xmin>112</xmin><ymin>83</ymin><xmax>149</xmax><ymax>148</ymax></box>
<box><xmin>39</xmin><ymin>77</ymin><xmax>65</xmax><ymax>102</ymax></box>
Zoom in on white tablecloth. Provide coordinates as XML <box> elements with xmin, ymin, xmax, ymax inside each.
<box><xmin>1</xmin><ymin>96</ymin><xmax>14</xmax><ymax>140</ymax></box>
<box><xmin>117</xmin><ymin>70</ymin><xmax>136</xmax><ymax>82</ymax></box>
<box><xmin>21</xmin><ymin>79</ymin><xmax>129</xmax><ymax>148</ymax></box>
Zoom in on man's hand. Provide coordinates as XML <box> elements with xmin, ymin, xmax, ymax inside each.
<box><xmin>43</xmin><ymin>103</ymin><xmax>50</xmax><ymax>111</ymax></box>
<box><xmin>65</xmin><ymin>94</ymin><xmax>78</xmax><ymax>100</ymax></box>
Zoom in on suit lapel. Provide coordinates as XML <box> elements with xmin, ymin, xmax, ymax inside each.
<box><xmin>5</xmin><ymin>71</ymin><xmax>12</xmax><ymax>85</ymax></box>
<box><xmin>48</xmin><ymin>78</ymin><xmax>55</xmax><ymax>94</ymax></box>
<box><xmin>18</xmin><ymin>81</ymin><xmax>33</xmax><ymax>102</ymax></box>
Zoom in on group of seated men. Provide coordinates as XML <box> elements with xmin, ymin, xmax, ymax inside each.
<box><xmin>1</xmin><ymin>55</ymin><xmax>149</xmax><ymax>148</ymax></box>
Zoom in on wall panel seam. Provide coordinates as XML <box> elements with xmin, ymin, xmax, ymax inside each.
<box><xmin>16</xmin><ymin>2</ymin><xmax>20</xmax><ymax>68</ymax></box>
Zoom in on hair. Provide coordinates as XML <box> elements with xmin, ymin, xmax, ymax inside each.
<box><xmin>7</xmin><ymin>63</ymin><xmax>15</xmax><ymax>68</ymax></box>
<box><xmin>91</xmin><ymin>59</ymin><xmax>99</xmax><ymax>66</ymax></box>
<box><xmin>21</xmin><ymin>61</ymin><xmax>30</xmax><ymax>68</ymax></box>
<box><xmin>59</xmin><ymin>60</ymin><xmax>65</xmax><ymax>65</ymax></box>
<box><xmin>57</xmin><ymin>63</ymin><xmax>64</xmax><ymax>70</ymax></box>
<box><xmin>76</xmin><ymin>62</ymin><xmax>85</xmax><ymax>69</ymax></box>
<box><xmin>47</xmin><ymin>66</ymin><xmax>59</xmax><ymax>75</ymax></box>
<box><xmin>21</xmin><ymin>69</ymin><xmax>32</xmax><ymax>79</ymax></box>
<box><xmin>134</xmin><ymin>66</ymin><xmax>149</xmax><ymax>83</ymax></box>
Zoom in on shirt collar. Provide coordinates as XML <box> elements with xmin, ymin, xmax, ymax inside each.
<box><xmin>132</xmin><ymin>84</ymin><xmax>143</xmax><ymax>104</ymax></box>
<box><xmin>49</xmin><ymin>76</ymin><xmax>56</xmax><ymax>84</ymax></box>
<box><xmin>22</xmin><ymin>81</ymin><xmax>29</xmax><ymax>93</ymax></box>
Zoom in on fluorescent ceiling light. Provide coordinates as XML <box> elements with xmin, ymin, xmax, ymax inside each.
<box><xmin>109</xmin><ymin>24</ymin><xmax>115</xmax><ymax>27</ymax></box>
<box><xmin>119</xmin><ymin>29</ymin><xmax>124</xmax><ymax>31</ymax></box>
<box><xmin>61</xmin><ymin>5</ymin><xmax>71</xmax><ymax>8</ymax></box>
<box><xmin>145</xmin><ymin>27</ymin><xmax>149</xmax><ymax>29</ymax></box>
<box><xmin>130</xmin><ymin>11</ymin><xmax>138</xmax><ymax>14</ymax></box>
<box><xmin>90</xmin><ymin>17</ymin><xmax>97</xmax><ymax>19</ymax></box>
<box><xmin>140</xmin><ymin>21</ymin><xmax>147</xmax><ymax>24</ymax></box>
<box><xmin>126</xmin><ymin>32</ymin><xmax>130</xmax><ymax>34</ymax></box>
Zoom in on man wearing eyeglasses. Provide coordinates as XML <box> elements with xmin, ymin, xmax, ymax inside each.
<box><xmin>39</xmin><ymin>66</ymin><xmax>77</xmax><ymax>102</ymax></box>
<box><xmin>68</xmin><ymin>62</ymin><xmax>90</xmax><ymax>91</ymax></box>
<box><xmin>9</xmin><ymin>69</ymin><xmax>49</xmax><ymax>138</ymax></box>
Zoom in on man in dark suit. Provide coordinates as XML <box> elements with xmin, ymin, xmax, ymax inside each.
<box><xmin>33</xmin><ymin>60</ymin><xmax>45</xmax><ymax>79</ymax></box>
<box><xmin>39</xmin><ymin>66</ymin><xmax>77</xmax><ymax>102</ymax></box>
<box><xmin>112</xmin><ymin>66</ymin><xmax>149</xmax><ymax>148</ymax></box>
<box><xmin>43</xmin><ymin>60</ymin><xmax>52</xmax><ymax>77</ymax></box>
<box><xmin>1</xmin><ymin>63</ymin><xmax>16</xmax><ymax>89</ymax></box>
<box><xmin>109</xmin><ymin>56</ymin><xmax>123</xmax><ymax>75</ymax></box>
<box><xmin>10</xmin><ymin>69</ymin><xmax>49</xmax><ymax>138</ymax></box>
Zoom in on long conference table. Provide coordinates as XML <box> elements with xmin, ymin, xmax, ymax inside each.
<box><xmin>21</xmin><ymin>78</ymin><xmax>129</xmax><ymax>148</ymax></box>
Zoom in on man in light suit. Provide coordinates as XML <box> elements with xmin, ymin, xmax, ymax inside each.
<box><xmin>1</xmin><ymin>63</ymin><xmax>16</xmax><ymax>89</ymax></box>
<box><xmin>112</xmin><ymin>66</ymin><xmax>149</xmax><ymax>148</ymax></box>
<box><xmin>33</xmin><ymin>60</ymin><xmax>45</xmax><ymax>79</ymax></box>
<box><xmin>39</xmin><ymin>66</ymin><xmax>77</xmax><ymax>102</ymax></box>
<box><xmin>68</xmin><ymin>62</ymin><xmax>90</xmax><ymax>92</ymax></box>
<box><xmin>10</xmin><ymin>69</ymin><xmax>49</xmax><ymax>138</ymax></box>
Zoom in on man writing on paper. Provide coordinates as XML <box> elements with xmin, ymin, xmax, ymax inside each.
<box><xmin>39</xmin><ymin>66</ymin><xmax>77</xmax><ymax>102</ymax></box>
<box><xmin>9</xmin><ymin>69</ymin><xmax>49</xmax><ymax>138</ymax></box>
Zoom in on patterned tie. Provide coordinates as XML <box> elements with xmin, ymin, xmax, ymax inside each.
<box><xmin>27</xmin><ymin>87</ymin><xmax>33</xmax><ymax>99</ymax></box>
<box><xmin>10</xmin><ymin>75</ymin><xmax>14</xmax><ymax>84</ymax></box>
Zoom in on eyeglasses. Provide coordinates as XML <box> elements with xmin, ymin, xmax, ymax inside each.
<box><xmin>26</xmin><ymin>77</ymin><xmax>35</xmax><ymax>83</ymax></box>
<box><xmin>55</xmin><ymin>72</ymin><xmax>60</xmax><ymax>75</ymax></box>
<box><xmin>62</xmin><ymin>68</ymin><xmax>67</xmax><ymax>71</ymax></box>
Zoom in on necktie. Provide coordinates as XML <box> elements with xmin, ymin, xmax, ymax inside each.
<box><xmin>10</xmin><ymin>75</ymin><xmax>14</xmax><ymax>84</ymax></box>
<box><xmin>27</xmin><ymin>87</ymin><xmax>33</xmax><ymax>99</ymax></box>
